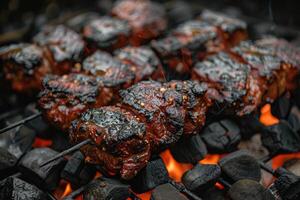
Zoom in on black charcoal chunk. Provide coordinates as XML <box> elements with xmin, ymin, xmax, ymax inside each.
<box><xmin>219</xmin><ymin>150</ymin><xmax>261</xmax><ymax>183</ymax></box>
<box><xmin>274</xmin><ymin>168</ymin><xmax>300</xmax><ymax>200</ymax></box>
<box><xmin>182</xmin><ymin>164</ymin><xmax>221</xmax><ymax>194</ymax></box>
<box><xmin>0</xmin><ymin>125</ymin><xmax>35</xmax><ymax>159</ymax></box>
<box><xmin>19</xmin><ymin>147</ymin><xmax>66</xmax><ymax>190</ymax></box>
<box><xmin>283</xmin><ymin>159</ymin><xmax>300</xmax><ymax>176</ymax></box>
<box><xmin>0</xmin><ymin>147</ymin><xmax>18</xmax><ymax>179</ymax></box>
<box><xmin>130</xmin><ymin>157</ymin><xmax>169</xmax><ymax>193</ymax></box>
<box><xmin>199</xmin><ymin>187</ymin><xmax>225</xmax><ymax>200</ymax></box>
<box><xmin>61</xmin><ymin>151</ymin><xmax>96</xmax><ymax>188</ymax></box>
<box><xmin>170</xmin><ymin>134</ymin><xmax>207</xmax><ymax>164</ymax></box>
<box><xmin>236</xmin><ymin>114</ymin><xmax>263</xmax><ymax>139</ymax></box>
<box><xmin>201</xmin><ymin>119</ymin><xmax>241</xmax><ymax>153</ymax></box>
<box><xmin>83</xmin><ymin>177</ymin><xmax>130</xmax><ymax>200</ymax></box>
<box><xmin>151</xmin><ymin>183</ymin><xmax>189</xmax><ymax>200</ymax></box>
<box><xmin>261</xmin><ymin>120</ymin><xmax>300</xmax><ymax>155</ymax></box>
<box><xmin>271</xmin><ymin>93</ymin><xmax>291</xmax><ymax>119</ymax></box>
<box><xmin>228</xmin><ymin>179</ymin><xmax>275</xmax><ymax>200</ymax></box>
<box><xmin>288</xmin><ymin>106</ymin><xmax>300</xmax><ymax>133</ymax></box>
<box><xmin>0</xmin><ymin>177</ymin><xmax>48</xmax><ymax>200</ymax></box>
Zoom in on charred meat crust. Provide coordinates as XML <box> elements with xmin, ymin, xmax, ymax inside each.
<box><xmin>151</xmin><ymin>10</ymin><xmax>247</xmax><ymax>75</ymax></box>
<box><xmin>71</xmin><ymin>80</ymin><xmax>215</xmax><ymax>179</ymax></box>
<box><xmin>70</xmin><ymin>106</ymin><xmax>150</xmax><ymax>180</ymax></box>
<box><xmin>0</xmin><ymin>43</ymin><xmax>51</xmax><ymax>93</ymax></box>
<box><xmin>83</xmin><ymin>17</ymin><xmax>130</xmax><ymax>51</ymax></box>
<box><xmin>33</xmin><ymin>25</ymin><xmax>85</xmax><ymax>74</ymax></box>
<box><xmin>38</xmin><ymin>74</ymin><xmax>113</xmax><ymax>131</ymax></box>
<box><xmin>112</xmin><ymin>0</ymin><xmax>167</xmax><ymax>45</ymax></box>
<box><xmin>114</xmin><ymin>46</ymin><xmax>164</xmax><ymax>82</ymax></box>
<box><xmin>82</xmin><ymin>51</ymin><xmax>135</xmax><ymax>87</ymax></box>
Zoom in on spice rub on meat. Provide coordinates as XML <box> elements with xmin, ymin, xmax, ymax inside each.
<box><xmin>70</xmin><ymin>80</ymin><xmax>215</xmax><ymax>179</ymax></box>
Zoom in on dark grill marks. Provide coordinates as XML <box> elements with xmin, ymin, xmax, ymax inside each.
<box><xmin>0</xmin><ymin>43</ymin><xmax>51</xmax><ymax>93</ymax></box>
<box><xmin>33</xmin><ymin>25</ymin><xmax>85</xmax><ymax>74</ymax></box>
<box><xmin>112</xmin><ymin>0</ymin><xmax>167</xmax><ymax>46</ymax></box>
<box><xmin>71</xmin><ymin>80</ymin><xmax>214</xmax><ymax>179</ymax></box>
<box><xmin>83</xmin><ymin>17</ymin><xmax>130</xmax><ymax>51</ymax></box>
<box><xmin>38</xmin><ymin>74</ymin><xmax>113</xmax><ymax>132</ymax></box>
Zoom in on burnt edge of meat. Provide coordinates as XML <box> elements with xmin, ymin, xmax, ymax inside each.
<box><xmin>114</xmin><ymin>46</ymin><xmax>163</xmax><ymax>81</ymax></box>
<box><xmin>40</xmin><ymin>74</ymin><xmax>100</xmax><ymax>103</ymax></box>
<box><xmin>82</xmin><ymin>51</ymin><xmax>135</xmax><ymax>87</ymax></box>
<box><xmin>83</xmin><ymin>16</ymin><xmax>130</xmax><ymax>50</ymax></box>
<box><xmin>33</xmin><ymin>25</ymin><xmax>85</xmax><ymax>64</ymax></box>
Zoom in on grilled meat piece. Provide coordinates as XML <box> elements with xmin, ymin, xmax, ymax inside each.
<box><xmin>112</xmin><ymin>0</ymin><xmax>167</xmax><ymax>46</ymax></box>
<box><xmin>199</xmin><ymin>10</ymin><xmax>248</xmax><ymax>47</ymax></box>
<box><xmin>38</xmin><ymin>74</ymin><xmax>113</xmax><ymax>132</ymax></box>
<box><xmin>33</xmin><ymin>25</ymin><xmax>85</xmax><ymax>75</ymax></box>
<box><xmin>82</xmin><ymin>51</ymin><xmax>135</xmax><ymax>88</ymax></box>
<box><xmin>70</xmin><ymin>80</ymin><xmax>215</xmax><ymax>179</ymax></box>
<box><xmin>83</xmin><ymin>17</ymin><xmax>130</xmax><ymax>52</ymax></box>
<box><xmin>114</xmin><ymin>46</ymin><xmax>165</xmax><ymax>82</ymax></box>
<box><xmin>192</xmin><ymin>52</ymin><xmax>261</xmax><ymax>116</ymax></box>
<box><xmin>0</xmin><ymin>43</ymin><xmax>51</xmax><ymax>93</ymax></box>
<box><xmin>151</xmin><ymin>10</ymin><xmax>247</xmax><ymax>75</ymax></box>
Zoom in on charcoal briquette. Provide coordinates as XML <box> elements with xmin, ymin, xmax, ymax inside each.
<box><xmin>271</xmin><ymin>92</ymin><xmax>291</xmax><ymax>119</ymax></box>
<box><xmin>83</xmin><ymin>177</ymin><xmax>130</xmax><ymax>200</ymax></box>
<box><xmin>274</xmin><ymin>167</ymin><xmax>300</xmax><ymax>200</ymax></box>
<box><xmin>182</xmin><ymin>164</ymin><xmax>221</xmax><ymax>194</ymax></box>
<box><xmin>0</xmin><ymin>177</ymin><xmax>48</xmax><ymax>200</ymax></box>
<box><xmin>61</xmin><ymin>151</ymin><xmax>96</xmax><ymax>188</ymax></box>
<box><xmin>201</xmin><ymin>119</ymin><xmax>241</xmax><ymax>153</ymax></box>
<box><xmin>219</xmin><ymin>150</ymin><xmax>261</xmax><ymax>183</ymax></box>
<box><xmin>261</xmin><ymin>120</ymin><xmax>300</xmax><ymax>155</ymax></box>
<box><xmin>198</xmin><ymin>187</ymin><xmax>225</xmax><ymax>200</ymax></box>
<box><xmin>18</xmin><ymin>147</ymin><xmax>66</xmax><ymax>190</ymax></box>
<box><xmin>170</xmin><ymin>134</ymin><xmax>207</xmax><ymax>164</ymax></box>
<box><xmin>150</xmin><ymin>183</ymin><xmax>189</xmax><ymax>200</ymax></box>
<box><xmin>287</xmin><ymin>106</ymin><xmax>300</xmax><ymax>133</ymax></box>
<box><xmin>228</xmin><ymin>179</ymin><xmax>275</xmax><ymax>200</ymax></box>
<box><xmin>130</xmin><ymin>157</ymin><xmax>169</xmax><ymax>193</ymax></box>
<box><xmin>0</xmin><ymin>147</ymin><xmax>18</xmax><ymax>179</ymax></box>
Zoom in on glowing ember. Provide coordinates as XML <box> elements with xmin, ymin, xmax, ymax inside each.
<box><xmin>272</xmin><ymin>153</ymin><xmax>300</xmax><ymax>169</ymax></box>
<box><xmin>259</xmin><ymin>104</ymin><xmax>279</xmax><ymax>126</ymax></box>
<box><xmin>32</xmin><ymin>137</ymin><xmax>53</xmax><ymax>148</ymax></box>
<box><xmin>61</xmin><ymin>183</ymin><xmax>72</xmax><ymax>198</ymax></box>
<box><xmin>200</xmin><ymin>154</ymin><xmax>220</xmax><ymax>164</ymax></box>
<box><xmin>135</xmin><ymin>191</ymin><xmax>152</xmax><ymax>200</ymax></box>
<box><xmin>160</xmin><ymin>149</ymin><xmax>193</xmax><ymax>181</ymax></box>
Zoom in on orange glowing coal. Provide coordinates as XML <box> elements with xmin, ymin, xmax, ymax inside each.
<box><xmin>259</xmin><ymin>104</ymin><xmax>279</xmax><ymax>126</ymax></box>
<box><xmin>32</xmin><ymin>137</ymin><xmax>53</xmax><ymax>148</ymax></box>
<box><xmin>160</xmin><ymin>149</ymin><xmax>193</xmax><ymax>181</ymax></box>
<box><xmin>61</xmin><ymin>183</ymin><xmax>72</xmax><ymax>198</ymax></box>
<box><xmin>199</xmin><ymin>154</ymin><xmax>221</xmax><ymax>164</ymax></box>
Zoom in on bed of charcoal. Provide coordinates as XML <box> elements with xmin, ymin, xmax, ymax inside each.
<box><xmin>0</xmin><ymin>0</ymin><xmax>300</xmax><ymax>200</ymax></box>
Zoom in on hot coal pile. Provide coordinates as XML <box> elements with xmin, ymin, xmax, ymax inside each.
<box><xmin>0</xmin><ymin>0</ymin><xmax>300</xmax><ymax>200</ymax></box>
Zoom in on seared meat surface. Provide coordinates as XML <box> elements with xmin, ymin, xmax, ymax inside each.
<box><xmin>151</xmin><ymin>10</ymin><xmax>247</xmax><ymax>75</ymax></box>
<box><xmin>114</xmin><ymin>46</ymin><xmax>164</xmax><ymax>82</ymax></box>
<box><xmin>83</xmin><ymin>17</ymin><xmax>130</xmax><ymax>52</ymax></box>
<box><xmin>0</xmin><ymin>43</ymin><xmax>51</xmax><ymax>93</ymax></box>
<box><xmin>112</xmin><ymin>0</ymin><xmax>167</xmax><ymax>46</ymax></box>
<box><xmin>33</xmin><ymin>25</ymin><xmax>85</xmax><ymax>74</ymax></box>
<box><xmin>70</xmin><ymin>80</ymin><xmax>215</xmax><ymax>179</ymax></box>
<box><xmin>38</xmin><ymin>74</ymin><xmax>113</xmax><ymax>132</ymax></box>
<box><xmin>82</xmin><ymin>51</ymin><xmax>135</xmax><ymax>88</ymax></box>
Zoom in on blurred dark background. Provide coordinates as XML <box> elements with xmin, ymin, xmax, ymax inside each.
<box><xmin>0</xmin><ymin>0</ymin><xmax>299</xmax><ymax>45</ymax></box>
